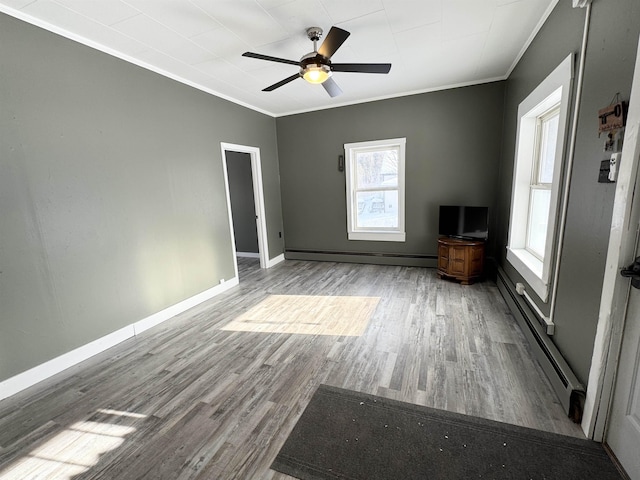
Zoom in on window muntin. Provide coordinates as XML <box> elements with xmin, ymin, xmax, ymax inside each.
<box><xmin>345</xmin><ymin>138</ymin><xmax>406</xmax><ymax>242</ymax></box>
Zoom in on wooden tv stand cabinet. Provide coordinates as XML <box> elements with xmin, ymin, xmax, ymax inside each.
<box><xmin>437</xmin><ymin>237</ymin><xmax>485</xmax><ymax>285</ymax></box>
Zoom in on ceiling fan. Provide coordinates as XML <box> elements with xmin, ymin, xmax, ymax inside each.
<box><xmin>242</xmin><ymin>26</ymin><xmax>392</xmax><ymax>97</ymax></box>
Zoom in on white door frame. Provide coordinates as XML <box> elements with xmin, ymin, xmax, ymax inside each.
<box><xmin>221</xmin><ymin>142</ymin><xmax>270</xmax><ymax>272</ymax></box>
<box><xmin>581</xmin><ymin>34</ymin><xmax>640</xmax><ymax>440</ymax></box>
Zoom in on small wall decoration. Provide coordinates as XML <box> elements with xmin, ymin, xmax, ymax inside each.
<box><xmin>597</xmin><ymin>94</ymin><xmax>626</xmax><ymax>184</ymax></box>
<box><xmin>598</xmin><ymin>94</ymin><xmax>626</xmax><ymax>134</ymax></box>
<box><xmin>604</xmin><ymin>129</ymin><xmax>624</xmax><ymax>153</ymax></box>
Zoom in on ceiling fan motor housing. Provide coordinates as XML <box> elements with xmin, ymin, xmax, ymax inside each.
<box><xmin>301</xmin><ymin>52</ymin><xmax>331</xmax><ymax>68</ymax></box>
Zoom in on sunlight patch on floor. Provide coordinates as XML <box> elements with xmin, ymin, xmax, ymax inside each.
<box><xmin>0</xmin><ymin>409</ymin><xmax>146</xmax><ymax>479</ymax></box>
<box><xmin>222</xmin><ymin>295</ymin><xmax>380</xmax><ymax>336</ymax></box>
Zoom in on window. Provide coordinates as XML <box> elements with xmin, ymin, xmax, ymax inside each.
<box><xmin>344</xmin><ymin>138</ymin><xmax>406</xmax><ymax>242</ymax></box>
<box><xmin>526</xmin><ymin>106</ymin><xmax>560</xmax><ymax>259</ymax></box>
<box><xmin>507</xmin><ymin>55</ymin><xmax>573</xmax><ymax>302</ymax></box>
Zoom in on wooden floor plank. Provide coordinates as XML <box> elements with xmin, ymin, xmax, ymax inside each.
<box><xmin>0</xmin><ymin>259</ymin><xmax>584</xmax><ymax>479</ymax></box>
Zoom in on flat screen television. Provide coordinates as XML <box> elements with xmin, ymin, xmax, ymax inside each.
<box><xmin>439</xmin><ymin>205</ymin><xmax>489</xmax><ymax>240</ymax></box>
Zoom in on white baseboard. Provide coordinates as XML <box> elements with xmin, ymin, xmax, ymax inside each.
<box><xmin>267</xmin><ymin>253</ymin><xmax>285</xmax><ymax>268</ymax></box>
<box><xmin>133</xmin><ymin>278</ymin><xmax>238</xmax><ymax>335</ymax></box>
<box><xmin>0</xmin><ymin>277</ymin><xmax>239</xmax><ymax>402</ymax></box>
<box><xmin>0</xmin><ymin>324</ymin><xmax>135</xmax><ymax>403</ymax></box>
<box><xmin>236</xmin><ymin>252</ymin><xmax>260</xmax><ymax>258</ymax></box>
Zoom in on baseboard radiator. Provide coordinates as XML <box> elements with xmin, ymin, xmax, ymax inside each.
<box><xmin>285</xmin><ymin>249</ymin><xmax>438</xmax><ymax>268</ymax></box>
<box><xmin>496</xmin><ymin>267</ymin><xmax>585</xmax><ymax>422</ymax></box>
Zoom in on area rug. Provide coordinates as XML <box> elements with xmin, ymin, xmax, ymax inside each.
<box><xmin>271</xmin><ymin>385</ymin><xmax>622</xmax><ymax>479</ymax></box>
<box><xmin>222</xmin><ymin>295</ymin><xmax>379</xmax><ymax>336</ymax></box>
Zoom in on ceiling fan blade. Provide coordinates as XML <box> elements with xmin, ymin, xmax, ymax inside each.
<box><xmin>331</xmin><ymin>63</ymin><xmax>392</xmax><ymax>74</ymax></box>
<box><xmin>242</xmin><ymin>52</ymin><xmax>300</xmax><ymax>66</ymax></box>
<box><xmin>322</xmin><ymin>77</ymin><xmax>342</xmax><ymax>98</ymax></box>
<box><xmin>318</xmin><ymin>26</ymin><xmax>350</xmax><ymax>59</ymax></box>
<box><xmin>263</xmin><ymin>73</ymin><xmax>301</xmax><ymax>92</ymax></box>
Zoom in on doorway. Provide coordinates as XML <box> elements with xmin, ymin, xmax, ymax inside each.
<box><xmin>221</xmin><ymin>143</ymin><xmax>269</xmax><ymax>275</ymax></box>
<box><xmin>601</xmin><ymin>52</ymin><xmax>640</xmax><ymax>475</ymax></box>
<box><xmin>583</xmin><ymin>34</ymin><xmax>640</xmax><ymax>478</ymax></box>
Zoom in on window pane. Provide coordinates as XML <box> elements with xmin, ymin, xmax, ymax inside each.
<box><xmin>538</xmin><ymin>111</ymin><xmax>559</xmax><ymax>184</ymax></box>
<box><xmin>356</xmin><ymin>150</ymin><xmax>398</xmax><ymax>189</ymax></box>
<box><xmin>526</xmin><ymin>188</ymin><xmax>551</xmax><ymax>258</ymax></box>
<box><xmin>356</xmin><ymin>190</ymin><xmax>398</xmax><ymax>228</ymax></box>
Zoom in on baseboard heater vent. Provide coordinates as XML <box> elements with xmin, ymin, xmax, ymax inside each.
<box><xmin>496</xmin><ymin>267</ymin><xmax>585</xmax><ymax>422</ymax></box>
<box><xmin>285</xmin><ymin>249</ymin><xmax>437</xmax><ymax>267</ymax></box>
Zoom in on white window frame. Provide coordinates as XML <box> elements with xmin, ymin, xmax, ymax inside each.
<box><xmin>344</xmin><ymin>138</ymin><xmax>406</xmax><ymax>242</ymax></box>
<box><xmin>507</xmin><ymin>54</ymin><xmax>573</xmax><ymax>302</ymax></box>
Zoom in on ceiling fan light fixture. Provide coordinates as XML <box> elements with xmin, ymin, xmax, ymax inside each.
<box><xmin>302</xmin><ymin>64</ymin><xmax>331</xmax><ymax>84</ymax></box>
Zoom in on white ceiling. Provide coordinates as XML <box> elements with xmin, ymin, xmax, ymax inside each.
<box><xmin>1</xmin><ymin>0</ymin><xmax>557</xmax><ymax>117</ymax></box>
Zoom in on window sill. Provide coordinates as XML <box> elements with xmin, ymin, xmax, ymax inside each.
<box><xmin>348</xmin><ymin>231</ymin><xmax>406</xmax><ymax>242</ymax></box>
<box><xmin>506</xmin><ymin>247</ymin><xmax>549</xmax><ymax>302</ymax></box>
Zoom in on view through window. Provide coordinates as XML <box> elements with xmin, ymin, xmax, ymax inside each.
<box><xmin>344</xmin><ymin>138</ymin><xmax>406</xmax><ymax>242</ymax></box>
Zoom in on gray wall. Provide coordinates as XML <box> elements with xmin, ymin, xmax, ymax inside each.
<box><xmin>0</xmin><ymin>13</ymin><xmax>283</xmax><ymax>382</ymax></box>
<box><xmin>226</xmin><ymin>151</ymin><xmax>259</xmax><ymax>254</ymax></box>
<box><xmin>496</xmin><ymin>0</ymin><xmax>640</xmax><ymax>385</ymax></box>
<box><xmin>276</xmin><ymin>82</ymin><xmax>505</xmax><ymax>264</ymax></box>
<box><xmin>4</xmin><ymin>0</ymin><xmax>638</xmax><ymax>395</ymax></box>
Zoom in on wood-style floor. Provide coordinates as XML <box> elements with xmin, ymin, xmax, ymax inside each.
<box><xmin>0</xmin><ymin>258</ymin><xmax>584</xmax><ymax>479</ymax></box>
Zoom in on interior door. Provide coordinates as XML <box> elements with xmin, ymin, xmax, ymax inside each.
<box><xmin>603</xmin><ymin>51</ymin><xmax>640</xmax><ymax>477</ymax></box>
<box><xmin>602</xmin><ymin>34</ymin><xmax>640</xmax><ymax>480</ymax></box>
<box><xmin>606</xmin><ymin>271</ymin><xmax>640</xmax><ymax>478</ymax></box>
